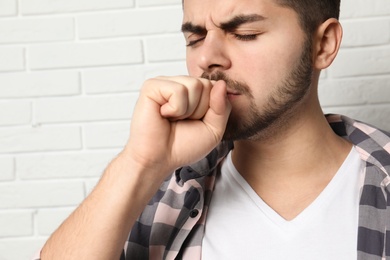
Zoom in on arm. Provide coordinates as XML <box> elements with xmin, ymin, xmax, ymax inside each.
<box><xmin>40</xmin><ymin>76</ymin><xmax>231</xmax><ymax>259</ymax></box>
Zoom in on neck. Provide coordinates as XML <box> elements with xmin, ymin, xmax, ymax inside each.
<box><xmin>232</xmin><ymin>81</ymin><xmax>352</xmax><ymax>178</ymax></box>
<box><xmin>230</xmin><ymin>97</ymin><xmax>352</xmax><ymax>220</ymax></box>
<box><xmin>233</xmin><ymin>113</ymin><xmax>351</xmax><ymax>176</ymax></box>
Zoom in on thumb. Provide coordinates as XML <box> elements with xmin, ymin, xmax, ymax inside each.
<box><xmin>202</xmin><ymin>80</ymin><xmax>232</xmax><ymax>142</ymax></box>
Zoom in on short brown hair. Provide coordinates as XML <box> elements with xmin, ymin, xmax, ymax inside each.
<box><xmin>182</xmin><ymin>0</ymin><xmax>341</xmax><ymax>36</ymax></box>
<box><xmin>276</xmin><ymin>0</ymin><xmax>341</xmax><ymax>35</ymax></box>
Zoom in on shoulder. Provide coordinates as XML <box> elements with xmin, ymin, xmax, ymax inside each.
<box><xmin>327</xmin><ymin>114</ymin><xmax>390</xmax><ymax>156</ymax></box>
<box><xmin>327</xmin><ymin>113</ymin><xmax>390</xmax><ymax>177</ymax></box>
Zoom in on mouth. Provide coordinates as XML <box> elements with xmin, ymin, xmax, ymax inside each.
<box><xmin>227</xmin><ymin>88</ymin><xmax>240</xmax><ymax>96</ymax></box>
<box><xmin>226</xmin><ymin>89</ymin><xmax>241</xmax><ymax>101</ymax></box>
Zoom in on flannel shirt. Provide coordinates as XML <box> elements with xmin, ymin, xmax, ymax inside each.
<box><xmin>125</xmin><ymin>114</ymin><xmax>390</xmax><ymax>260</ymax></box>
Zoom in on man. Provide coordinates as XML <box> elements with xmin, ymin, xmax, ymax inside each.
<box><xmin>39</xmin><ymin>0</ymin><xmax>390</xmax><ymax>259</ymax></box>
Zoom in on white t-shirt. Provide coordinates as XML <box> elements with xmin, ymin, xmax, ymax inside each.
<box><xmin>202</xmin><ymin>147</ymin><xmax>363</xmax><ymax>260</ymax></box>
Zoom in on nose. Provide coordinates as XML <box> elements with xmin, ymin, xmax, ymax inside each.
<box><xmin>195</xmin><ymin>32</ymin><xmax>232</xmax><ymax>74</ymax></box>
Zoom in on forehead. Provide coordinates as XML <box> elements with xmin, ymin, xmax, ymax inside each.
<box><xmin>183</xmin><ymin>0</ymin><xmax>286</xmax><ymax>25</ymax></box>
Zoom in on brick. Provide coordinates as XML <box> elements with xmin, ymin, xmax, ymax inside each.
<box><xmin>0</xmin><ymin>126</ymin><xmax>81</xmax><ymax>154</ymax></box>
<box><xmin>0</xmin><ymin>181</ymin><xmax>85</xmax><ymax>209</ymax></box>
<box><xmin>17</xmin><ymin>152</ymin><xmax>115</xmax><ymax>180</ymax></box>
<box><xmin>146</xmin><ymin>35</ymin><xmax>186</xmax><ymax>62</ymax></box>
<box><xmin>0</xmin><ymin>238</ymin><xmax>46</xmax><ymax>260</ymax></box>
<box><xmin>0</xmin><ymin>101</ymin><xmax>31</xmax><ymax>126</ymax></box>
<box><xmin>0</xmin><ymin>158</ymin><xmax>14</xmax><ymax>181</ymax></box>
<box><xmin>20</xmin><ymin>0</ymin><xmax>134</xmax><ymax>15</ymax></box>
<box><xmin>341</xmin><ymin>19</ymin><xmax>390</xmax><ymax>47</ymax></box>
<box><xmin>78</xmin><ymin>8</ymin><xmax>182</xmax><ymax>39</ymax></box>
<box><xmin>84</xmin><ymin>122</ymin><xmax>130</xmax><ymax>149</ymax></box>
<box><xmin>361</xmin><ymin>78</ymin><xmax>390</xmax><ymax>105</ymax></box>
<box><xmin>0</xmin><ymin>17</ymin><xmax>74</xmax><ymax>44</ymax></box>
<box><xmin>329</xmin><ymin>47</ymin><xmax>390</xmax><ymax>78</ymax></box>
<box><xmin>340</xmin><ymin>0</ymin><xmax>390</xmax><ymax>18</ymax></box>
<box><xmin>35</xmin><ymin>208</ymin><xmax>74</xmax><ymax>235</ymax></box>
<box><xmin>82</xmin><ymin>63</ymin><xmax>187</xmax><ymax>94</ymax></box>
<box><xmin>35</xmin><ymin>94</ymin><xmax>138</xmax><ymax>124</ymax></box>
<box><xmin>0</xmin><ymin>0</ymin><xmax>17</xmax><ymax>17</ymax></box>
<box><xmin>0</xmin><ymin>211</ymin><xmax>33</xmax><ymax>237</ymax></box>
<box><xmin>139</xmin><ymin>0</ymin><xmax>181</xmax><ymax>7</ymax></box>
<box><xmin>29</xmin><ymin>40</ymin><xmax>143</xmax><ymax>70</ymax></box>
<box><xmin>319</xmin><ymin>77</ymin><xmax>390</xmax><ymax>107</ymax></box>
<box><xmin>0</xmin><ymin>71</ymin><xmax>80</xmax><ymax>98</ymax></box>
<box><xmin>0</xmin><ymin>47</ymin><xmax>24</xmax><ymax>72</ymax></box>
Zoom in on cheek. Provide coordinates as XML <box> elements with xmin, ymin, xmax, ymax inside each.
<box><xmin>233</xmin><ymin>48</ymin><xmax>279</xmax><ymax>88</ymax></box>
<box><xmin>242</xmin><ymin>39</ymin><xmax>301</xmax><ymax>82</ymax></box>
<box><xmin>186</xmin><ymin>54</ymin><xmax>200</xmax><ymax>77</ymax></box>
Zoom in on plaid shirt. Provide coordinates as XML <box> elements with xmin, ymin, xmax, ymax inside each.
<box><xmin>125</xmin><ymin>114</ymin><xmax>390</xmax><ymax>260</ymax></box>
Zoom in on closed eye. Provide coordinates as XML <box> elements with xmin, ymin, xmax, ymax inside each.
<box><xmin>233</xmin><ymin>33</ymin><xmax>259</xmax><ymax>41</ymax></box>
<box><xmin>186</xmin><ymin>36</ymin><xmax>206</xmax><ymax>47</ymax></box>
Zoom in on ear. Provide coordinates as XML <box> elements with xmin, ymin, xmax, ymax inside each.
<box><xmin>312</xmin><ymin>18</ymin><xmax>343</xmax><ymax>70</ymax></box>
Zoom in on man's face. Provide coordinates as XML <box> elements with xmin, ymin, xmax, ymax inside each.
<box><xmin>182</xmin><ymin>0</ymin><xmax>314</xmax><ymax>141</ymax></box>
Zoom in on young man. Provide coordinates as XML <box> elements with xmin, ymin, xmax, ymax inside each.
<box><xmin>39</xmin><ymin>0</ymin><xmax>390</xmax><ymax>259</ymax></box>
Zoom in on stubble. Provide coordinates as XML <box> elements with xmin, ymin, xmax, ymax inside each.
<box><xmin>202</xmin><ymin>37</ymin><xmax>314</xmax><ymax>141</ymax></box>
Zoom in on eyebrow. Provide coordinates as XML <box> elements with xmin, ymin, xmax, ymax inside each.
<box><xmin>220</xmin><ymin>14</ymin><xmax>267</xmax><ymax>32</ymax></box>
<box><xmin>181</xmin><ymin>23</ymin><xmax>207</xmax><ymax>35</ymax></box>
<box><xmin>181</xmin><ymin>14</ymin><xmax>266</xmax><ymax>34</ymax></box>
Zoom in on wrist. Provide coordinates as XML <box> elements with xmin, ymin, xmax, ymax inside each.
<box><xmin>109</xmin><ymin>149</ymin><xmax>171</xmax><ymax>195</ymax></box>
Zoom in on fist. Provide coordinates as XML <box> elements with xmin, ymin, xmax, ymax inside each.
<box><xmin>124</xmin><ymin>76</ymin><xmax>232</xmax><ymax>179</ymax></box>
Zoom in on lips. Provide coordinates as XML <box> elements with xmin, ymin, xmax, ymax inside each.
<box><xmin>227</xmin><ymin>88</ymin><xmax>240</xmax><ymax>96</ymax></box>
<box><xmin>226</xmin><ymin>88</ymin><xmax>241</xmax><ymax>102</ymax></box>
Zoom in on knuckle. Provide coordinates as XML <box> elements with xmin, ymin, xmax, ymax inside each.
<box><xmin>142</xmin><ymin>78</ymin><xmax>159</xmax><ymax>91</ymax></box>
<box><xmin>176</xmin><ymin>84</ymin><xmax>189</xmax><ymax>97</ymax></box>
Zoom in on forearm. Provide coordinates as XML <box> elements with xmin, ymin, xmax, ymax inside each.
<box><xmin>39</xmin><ymin>76</ymin><xmax>230</xmax><ymax>259</ymax></box>
<box><xmin>40</xmin><ymin>151</ymin><xmax>166</xmax><ymax>260</ymax></box>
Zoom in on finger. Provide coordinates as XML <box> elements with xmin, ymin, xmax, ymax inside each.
<box><xmin>202</xmin><ymin>80</ymin><xmax>232</xmax><ymax>142</ymax></box>
<box><xmin>156</xmin><ymin>76</ymin><xmax>210</xmax><ymax>120</ymax></box>
<box><xmin>187</xmin><ymin>78</ymin><xmax>212</xmax><ymax>120</ymax></box>
<box><xmin>159</xmin><ymin>81</ymin><xmax>190</xmax><ymax>119</ymax></box>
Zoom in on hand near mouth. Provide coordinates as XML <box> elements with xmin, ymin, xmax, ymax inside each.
<box><xmin>125</xmin><ymin>75</ymin><xmax>232</xmax><ymax>180</ymax></box>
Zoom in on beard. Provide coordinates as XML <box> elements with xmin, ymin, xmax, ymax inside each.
<box><xmin>202</xmin><ymin>38</ymin><xmax>314</xmax><ymax>141</ymax></box>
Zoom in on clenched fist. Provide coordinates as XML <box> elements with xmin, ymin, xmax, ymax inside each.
<box><xmin>124</xmin><ymin>76</ymin><xmax>232</xmax><ymax>181</ymax></box>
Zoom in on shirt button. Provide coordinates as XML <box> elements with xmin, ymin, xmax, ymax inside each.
<box><xmin>189</xmin><ymin>209</ymin><xmax>199</xmax><ymax>218</ymax></box>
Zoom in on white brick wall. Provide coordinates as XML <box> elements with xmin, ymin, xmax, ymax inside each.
<box><xmin>0</xmin><ymin>0</ymin><xmax>17</xmax><ymax>17</ymax></box>
<box><xmin>0</xmin><ymin>0</ymin><xmax>389</xmax><ymax>259</ymax></box>
<box><xmin>0</xmin><ymin>47</ymin><xmax>24</xmax><ymax>72</ymax></box>
<box><xmin>0</xmin><ymin>17</ymin><xmax>75</xmax><ymax>44</ymax></box>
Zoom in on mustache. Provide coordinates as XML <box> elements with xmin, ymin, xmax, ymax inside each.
<box><xmin>201</xmin><ymin>71</ymin><xmax>252</xmax><ymax>97</ymax></box>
